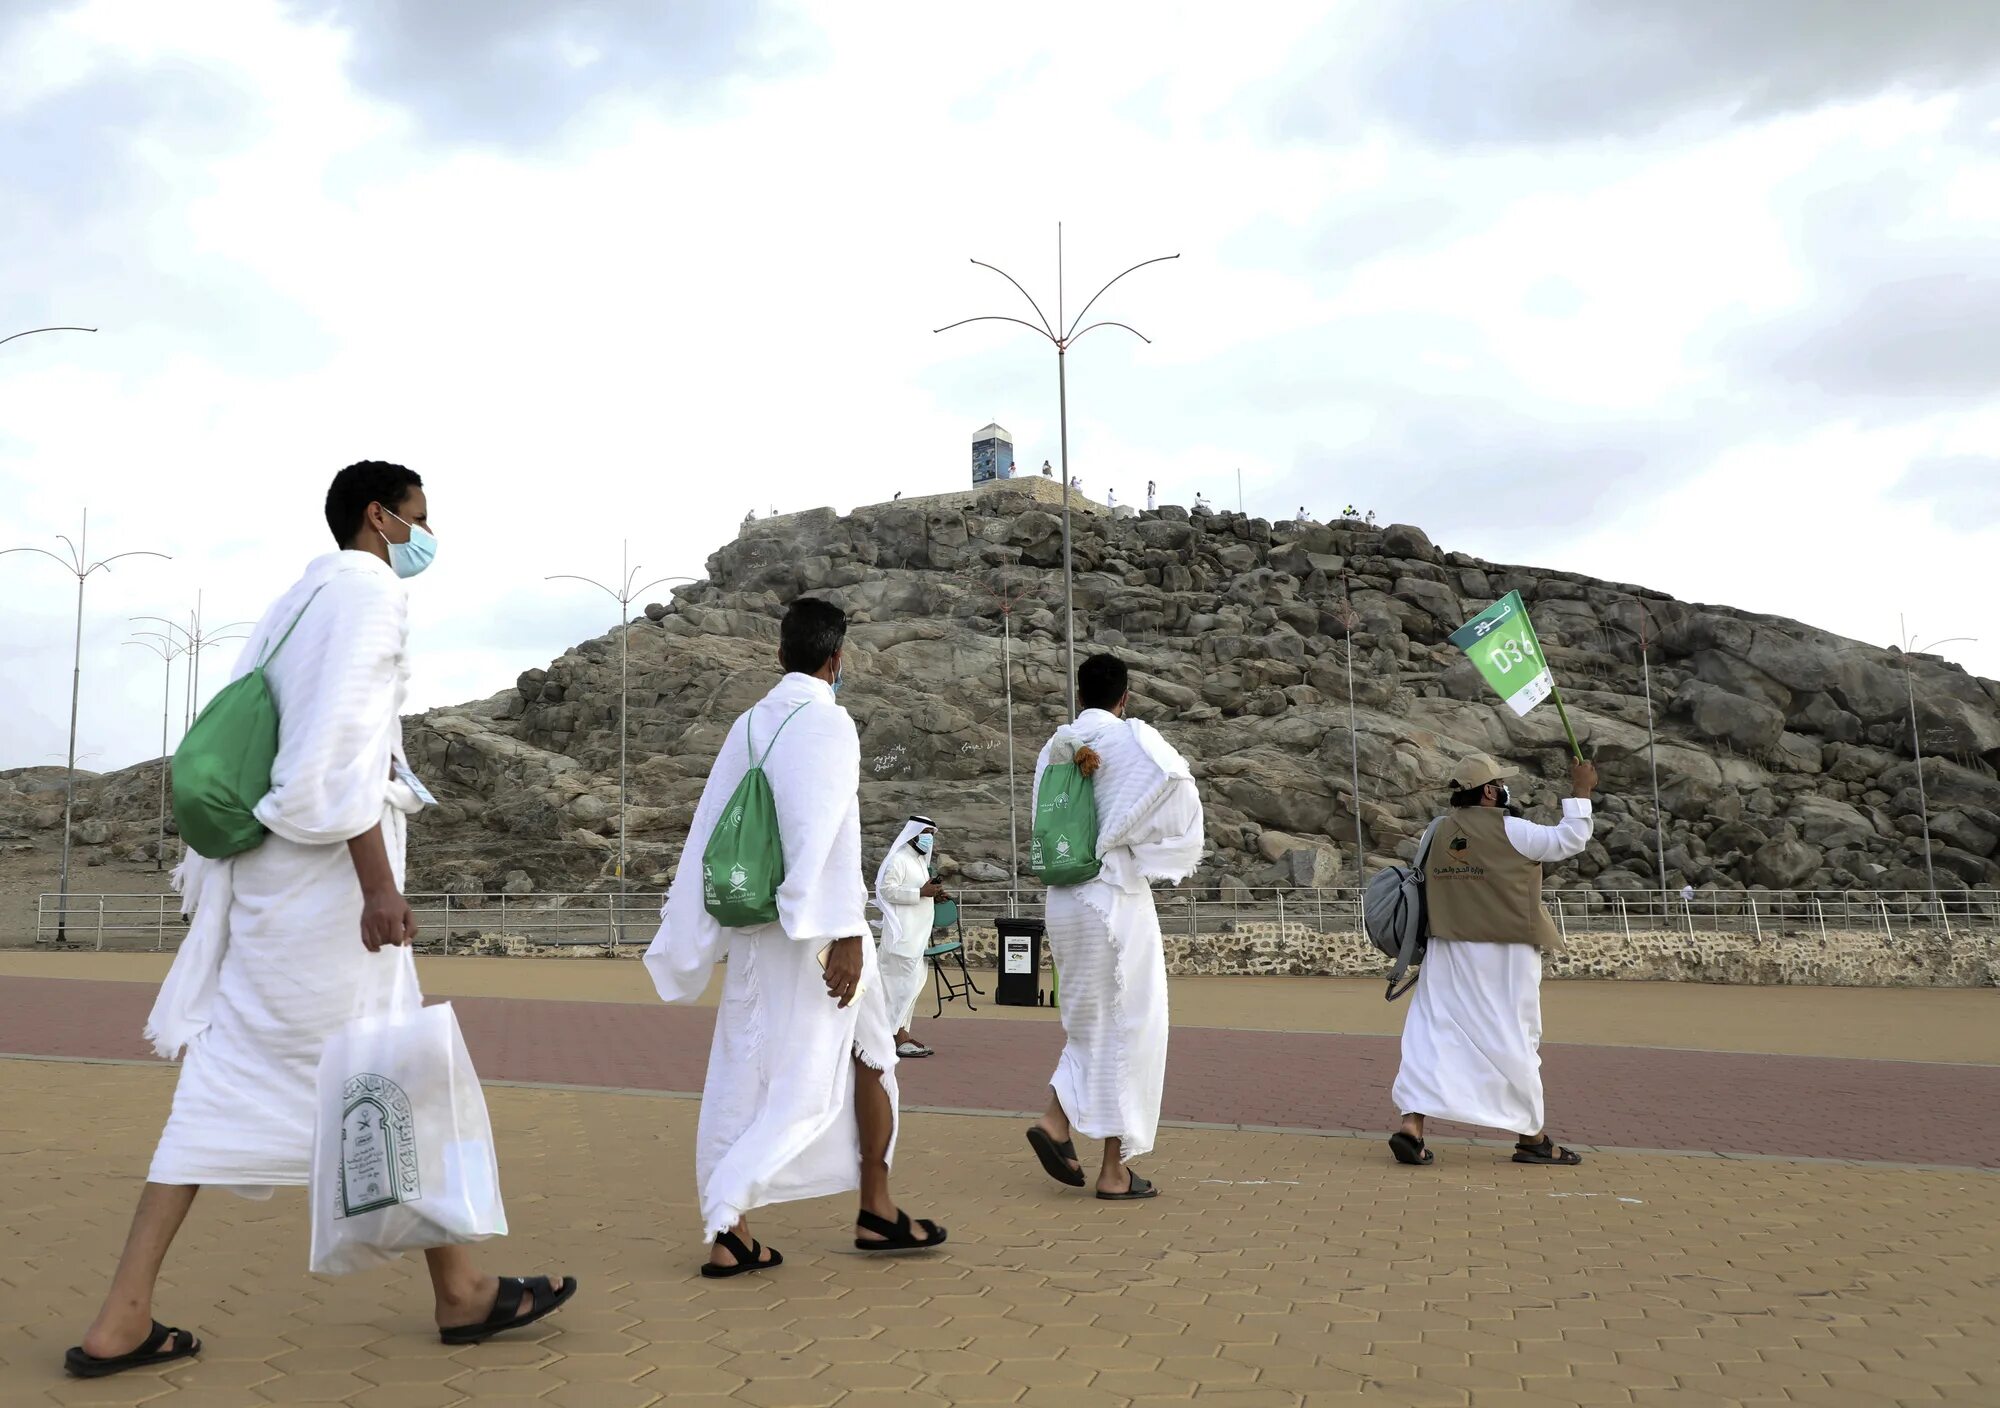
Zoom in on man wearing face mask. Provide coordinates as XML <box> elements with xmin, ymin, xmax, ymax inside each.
<box><xmin>1388</xmin><ymin>754</ymin><xmax>1597</xmax><ymax>1170</ymax></box>
<box><xmin>645</xmin><ymin>597</ymin><xmax>945</xmax><ymax>1276</ymax></box>
<box><xmin>70</xmin><ymin>462</ymin><xmax>575</xmax><ymax>1382</ymax></box>
<box><xmin>874</xmin><ymin>816</ymin><xmax>946</xmax><ymax>1058</ymax></box>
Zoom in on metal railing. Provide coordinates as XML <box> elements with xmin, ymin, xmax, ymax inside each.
<box><xmin>28</xmin><ymin>886</ymin><xmax>1998</xmax><ymax>952</ymax></box>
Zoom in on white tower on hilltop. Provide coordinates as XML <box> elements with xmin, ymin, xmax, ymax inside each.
<box><xmin>972</xmin><ymin>423</ymin><xmax>1014</xmax><ymax>485</ymax></box>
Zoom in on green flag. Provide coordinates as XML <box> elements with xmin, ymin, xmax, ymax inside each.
<box><xmin>1449</xmin><ymin>591</ymin><xmax>1582</xmax><ymax>757</ymax></box>
<box><xmin>1449</xmin><ymin>591</ymin><xmax>1553</xmax><ymax>716</ymax></box>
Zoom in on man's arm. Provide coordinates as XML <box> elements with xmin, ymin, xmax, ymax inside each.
<box><xmin>1504</xmin><ymin>760</ymin><xmax>1597</xmax><ymax>864</ymax></box>
<box><xmin>348</xmin><ymin>824</ymin><xmax>417</xmax><ymax>951</ymax></box>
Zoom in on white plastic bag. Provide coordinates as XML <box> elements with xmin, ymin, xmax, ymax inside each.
<box><xmin>309</xmin><ymin>950</ymin><xmax>508</xmax><ymax>1274</ymax></box>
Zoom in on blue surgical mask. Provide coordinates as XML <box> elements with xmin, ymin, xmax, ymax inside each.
<box><xmin>830</xmin><ymin>661</ymin><xmax>844</xmax><ymax>696</ymax></box>
<box><xmin>915</xmin><ymin>833</ymin><xmax>934</xmax><ymax>855</ymax></box>
<box><xmin>383</xmin><ymin>508</ymin><xmax>438</xmax><ymax>580</ymax></box>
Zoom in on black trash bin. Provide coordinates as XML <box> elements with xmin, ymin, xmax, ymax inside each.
<box><xmin>993</xmin><ymin>915</ymin><xmax>1047</xmax><ymax>1007</ymax></box>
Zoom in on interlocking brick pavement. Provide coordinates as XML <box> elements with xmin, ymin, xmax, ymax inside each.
<box><xmin>3</xmin><ymin>1062</ymin><xmax>1996</xmax><ymax>1406</ymax></box>
<box><xmin>5</xmin><ymin>975</ymin><xmax>1999</xmax><ymax>1168</ymax></box>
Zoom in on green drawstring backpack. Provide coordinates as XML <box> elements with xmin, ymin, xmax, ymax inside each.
<box><xmin>171</xmin><ymin>588</ymin><xmax>323</xmax><ymax>860</ymax></box>
<box><xmin>702</xmin><ymin>701</ymin><xmax>812</xmax><ymax>927</ymax></box>
<box><xmin>1030</xmin><ymin>746</ymin><xmax>1102</xmax><ymax>887</ymax></box>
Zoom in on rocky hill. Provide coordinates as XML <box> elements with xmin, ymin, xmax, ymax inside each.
<box><xmin>6</xmin><ymin>483</ymin><xmax>1998</xmax><ymax>906</ymax></box>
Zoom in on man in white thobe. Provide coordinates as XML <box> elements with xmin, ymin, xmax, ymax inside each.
<box><xmin>1025</xmin><ymin>653</ymin><xmax>1205</xmax><ymax>1200</ymax></box>
<box><xmin>1146</xmin><ymin>480</ymin><xmax>1157</xmax><ymax>511</ymax></box>
<box><xmin>875</xmin><ymin>815</ymin><xmax>944</xmax><ymax>1059</ymax></box>
<box><xmin>1390</xmin><ymin>754</ymin><xmax>1597</xmax><ymax>1168</ymax></box>
<box><xmin>646</xmin><ymin>598</ymin><xmax>945</xmax><ymax>1275</ymax></box>
<box><xmin>71</xmin><ymin>463</ymin><xmax>573</xmax><ymax>1382</ymax></box>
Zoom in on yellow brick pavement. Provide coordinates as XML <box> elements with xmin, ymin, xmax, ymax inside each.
<box><xmin>4</xmin><ymin>1060</ymin><xmax>1995</xmax><ymax>1406</ymax></box>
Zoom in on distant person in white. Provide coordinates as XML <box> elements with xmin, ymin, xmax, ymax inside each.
<box><xmin>875</xmin><ymin>815</ymin><xmax>945</xmax><ymax>1059</ymax></box>
<box><xmin>1107</xmin><ymin>488</ymin><xmax>1118</xmax><ymax>509</ymax></box>
<box><xmin>1146</xmin><ymin>480</ymin><xmax>1157</xmax><ymax>511</ymax></box>
<box><xmin>1296</xmin><ymin>505</ymin><xmax>1310</xmax><ymax>524</ymax></box>
<box><xmin>72</xmin><ymin>463</ymin><xmax>574</xmax><ymax>1381</ymax></box>
<box><xmin>1390</xmin><ymin>754</ymin><xmax>1597</xmax><ymax>1169</ymax></box>
<box><xmin>645</xmin><ymin>597</ymin><xmax>944</xmax><ymax>1276</ymax></box>
<box><xmin>1026</xmin><ymin>654</ymin><xmax>1205</xmax><ymax>1200</ymax></box>
<box><xmin>1194</xmin><ymin>491</ymin><xmax>1211</xmax><ymax>515</ymax></box>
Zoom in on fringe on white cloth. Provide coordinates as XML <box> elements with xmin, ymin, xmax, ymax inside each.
<box><xmin>1390</xmin><ymin>937</ymin><xmax>1546</xmax><ymax>1136</ymax></box>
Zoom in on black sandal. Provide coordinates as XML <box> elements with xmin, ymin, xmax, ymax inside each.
<box><xmin>438</xmin><ymin>1274</ymin><xmax>579</xmax><ymax>1344</ymax></box>
<box><xmin>854</xmin><ymin>1208</ymin><xmax>948</xmax><ymax>1253</ymax></box>
<box><xmin>700</xmin><ymin>1229</ymin><xmax>783</xmax><ymax>1279</ymax></box>
<box><xmin>1389</xmin><ymin>1131</ymin><xmax>1435</xmax><ymax>1166</ymax></box>
<box><xmin>1026</xmin><ymin>1126</ymin><xmax>1087</xmax><ymax>1187</ymax></box>
<box><xmin>1513</xmin><ymin>1136</ymin><xmax>1583</xmax><ymax>1166</ymax></box>
<box><xmin>64</xmin><ymin>1322</ymin><xmax>200</xmax><ymax>1379</ymax></box>
<box><xmin>1097</xmin><ymin>1169</ymin><xmax>1159</xmax><ymax>1201</ymax></box>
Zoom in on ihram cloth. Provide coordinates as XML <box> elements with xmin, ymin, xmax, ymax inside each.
<box><xmin>645</xmin><ymin>673</ymin><xmax>896</xmax><ymax>1238</ymax></box>
<box><xmin>1391</xmin><ymin>802</ymin><xmax>1593</xmax><ymax>1135</ymax></box>
<box><xmin>148</xmin><ymin>550</ymin><xmax>424</xmax><ymax>1195</ymax></box>
<box><xmin>874</xmin><ymin>820</ymin><xmax>936</xmax><ymax>1030</ymax></box>
<box><xmin>1032</xmin><ymin>710</ymin><xmax>1204</xmax><ymax>1158</ymax></box>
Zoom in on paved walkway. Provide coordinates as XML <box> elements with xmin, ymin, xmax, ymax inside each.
<box><xmin>5</xmin><ymin>974</ymin><xmax>1998</xmax><ymax>1169</ymax></box>
<box><xmin>5</xmin><ymin>1062</ymin><xmax>1997</xmax><ymax>1407</ymax></box>
<box><xmin>3</xmin><ymin>959</ymin><xmax>1997</xmax><ymax>1406</ymax></box>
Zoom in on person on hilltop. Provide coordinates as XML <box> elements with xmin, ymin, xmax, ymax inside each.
<box><xmin>644</xmin><ymin>598</ymin><xmax>946</xmax><ymax>1276</ymax></box>
<box><xmin>69</xmin><ymin>462</ymin><xmax>575</xmax><ymax>1381</ymax></box>
<box><xmin>1388</xmin><ymin>754</ymin><xmax>1598</xmax><ymax>1169</ymax></box>
<box><xmin>1025</xmin><ymin>654</ymin><xmax>1205</xmax><ymax>1201</ymax></box>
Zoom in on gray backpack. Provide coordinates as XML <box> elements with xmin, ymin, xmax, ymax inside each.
<box><xmin>1362</xmin><ymin>818</ymin><xmax>1444</xmax><ymax>1001</ymax></box>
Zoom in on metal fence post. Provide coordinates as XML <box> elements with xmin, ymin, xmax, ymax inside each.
<box><xmin>1277</xmin><ymin>889</ymin><xmax>1285</xmax><ymax>941</ymax></box>
<box><xmin>1814</xmin><ymin>897</ymin><xmax>1828</xmax><ymax>945</ymax></box>
<box><xmin>1879</xmin><ymin>897</ymin><xmax>1894</xmax><ymax>942</ymax></box>
<box><xmin>157</xmin><ymin>894</ymin><xmax>166</xmax><ymax>951</ymax></box>
<box><xmin>96</xmin><ymin>898</ymin><xmax>105</xmax><ymax>952</ymax></box>
<box><xmin>1553</xmin><ymin>895</ymin><xmax>1567</xmax><ymax>943</ymax></box>
<box><xmin>1616</xmin><ymin>895</ymin><xmax>1630</xmax><ymax>942</ymax></box>
<box><xmin>443</xmin><ymin>892</ymin><xmax>453</xmax><ymax>956</ymax></box>
<box><xmin>1749</xmin><ymin>896</ymin><xmax>1761</xmax><ymax>942</ymax></box>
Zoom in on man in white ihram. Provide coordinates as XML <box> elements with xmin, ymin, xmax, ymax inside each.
<box><xmin>875</xmin><ymin>815</ymin><xmax>946</xmax><ymax>1058</ymax></box>
<box><xmin>69</xmin><ymin>462</ymin><xmax>574</xmax><ymax>1382</ymax></box>
<box><xmin>646</xmin><ymin>597</ymin><xmax>945</xmax><ymax>1275</ymax></box>
<box><xmin>1025</xmin><ymin>653</ymin><xmax>1205</xmax><ymax>1200</ymax></box>
<box><xmin>1389</xmin><ymin>753</ymin><xmax>1598</xmax><ymax>1169</ymax></box>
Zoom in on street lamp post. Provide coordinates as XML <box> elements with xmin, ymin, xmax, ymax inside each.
<box><xmin>2</xmin><ymin>510</ymin><xmax>170</xmax><ymax>942</ymax></box>
<box><xmin>1329</xmin><ymin>597</ymin><xmax>1367</xmax><ymax>886</ymax></box>
<box><xmin>548</xmin><ymin>545</ymin><xmax>693</xmax><ymax>944</ymax></box>
<box><xmin>969</xmin><ymin>572</ymin><xmax>1041</xmax><ymax>915</ymax></box>
<box><xmin>128</xmin><ymin>602</ymin><xmax>251</xmax><ymax>869</ymax></box>
<box><xmin>937</xmin><ymin>225</ymin><xmax>1178</xmax><ymax>716</ymax></box>
<box><xmin>0</xmin><ymin>325</ymin><xmax>97</xmax><ymax>349</ymax></box>
<box><xmin>1640</xmin><ymin>615</ymin><xmax>1668</xmax><ymax>900</ymax></box>
<box><xmin>123</xmin><ymin>633</ymin><xmax>185</xmax><ymax>872</ymax></box>
<box><xmin>1896</xmin><ymin>619</ymin><xmax>1978</xmax><ymax>934</ymax></box>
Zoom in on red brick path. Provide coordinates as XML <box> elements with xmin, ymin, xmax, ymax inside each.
<box><xmin>4</xmin><ymin>975</ymin><xmax>1996</xmax><ymax>1168</ymax></box>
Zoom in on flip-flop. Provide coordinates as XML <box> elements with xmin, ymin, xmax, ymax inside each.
<box><xmin>896</xmin><ymin>1041</ymin><xmax>934</xmax><ymax>1059</ymax></box>
<box><xmin>65</xmin><ymin>1322</ymin><xmax>201</xmax><ymax>1379</ymax></box>
<box><xmin>1513</xmin><ymin>1137</ymin><xmax>1584</xmax><ymax>1166</ymax></box>
<box><xmin>1389</xmin><ymin>1131</ymin><xmax>1435</xmax><ymax>1166</ymax></box>
<box><xmin>1097</xmin><ymin>1170</ymin><xmax>1159</xmax><ymax>1201</ymax></box>
<box><xmin>854</xmin><ymin>1208</ymin><xmax>948</xmax><ymax>1253</ymax></box>
<box><xmin>438</xmin><ymin>1275</ymin><xmax>579</xmax><ymax>1344</ymax></box>
<box><xmin>700</xmin><ymin>1230</ymin><xmax>783</xmax><ymax>1279</ymax></box>
<box><xmin>1026</xmin><ymin>1126</ymin><xmax>1087</xmax><ymax>1187</ymax></box>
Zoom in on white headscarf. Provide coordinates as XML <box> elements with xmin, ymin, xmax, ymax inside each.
<box><xmin>874</xmin><ymin>814</ymin><xmax>936</xmax><ymax>897</ymax></box>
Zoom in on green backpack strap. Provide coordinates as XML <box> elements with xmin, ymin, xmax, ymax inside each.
<box><xmin>258</xmin><ymin>585</ymin><xmax>328</xmax><ymax>669</ymax></box>
<box><xmin>749</xmin><ymin>700</ymin><xmax>812</xmax><ymax>768</ymax></box>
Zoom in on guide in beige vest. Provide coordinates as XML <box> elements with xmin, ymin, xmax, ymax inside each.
<box><xmin>1423</xmin><ymin>807</ymin><xmax>1562</xmax><ymax>951</ymax></box>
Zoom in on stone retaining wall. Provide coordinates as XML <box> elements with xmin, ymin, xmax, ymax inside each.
<box><xmin>461</xmin><ymin>922</ymin><xmax>1996</xmax><ymax>986</ymax></box>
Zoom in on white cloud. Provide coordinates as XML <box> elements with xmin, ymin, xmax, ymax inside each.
<box><xmin>3</xmin><ymin>0</ymin><xmax>1997</xmax><ymax>774</ymax></box>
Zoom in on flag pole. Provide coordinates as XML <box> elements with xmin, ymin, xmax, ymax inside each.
<box><xmin>1548</xmin><ymin>681</ymin><xmax>1584</xmax><ymax>761</ymax></box>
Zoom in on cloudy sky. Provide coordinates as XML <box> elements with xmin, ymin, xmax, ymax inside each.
<box><xmin>4</xmin><ymin>0</ymin><xmax>1997</xmax><ymax>772</ymax></box>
